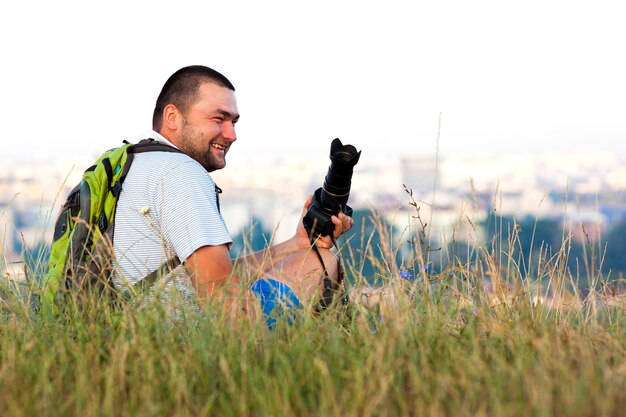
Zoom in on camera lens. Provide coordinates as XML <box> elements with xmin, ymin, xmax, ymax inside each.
<box><xmin>303</xmin><ymin>138</ymin><xmax>361</xmax><ymax>237</ymax></box>
<box><xmin>320</xmin><ymin>139</ymin><xmax>361</xmax><ymax>212</ymax></box>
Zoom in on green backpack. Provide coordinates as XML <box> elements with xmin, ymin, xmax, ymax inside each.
<box><xmin>42</xmin><ymin>139</ymin><xmax>183</xmax><ymax>314</ymax></box>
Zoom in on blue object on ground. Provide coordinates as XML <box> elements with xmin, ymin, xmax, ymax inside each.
<box><xmin>250</xmin><ymin>278</ymin><xmax>301</xmax><ymax>330</ymax></box>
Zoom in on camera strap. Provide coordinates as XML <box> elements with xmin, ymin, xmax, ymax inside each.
<box><xmin>312</xmin><ymin>237</ymin><xmax>349</xmax><ymax>311</ymax></box>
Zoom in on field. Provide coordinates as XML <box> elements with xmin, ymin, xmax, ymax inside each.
<box><xmin>1</xmin><ymin>199</ymin><xmax>626</xmax><ymax>417</ymax></box>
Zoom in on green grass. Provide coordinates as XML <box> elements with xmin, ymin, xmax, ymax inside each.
<box><xmin>1</xmin><ymin>206</ymin><xmax>626</xmax><ymax>417</ymax></box>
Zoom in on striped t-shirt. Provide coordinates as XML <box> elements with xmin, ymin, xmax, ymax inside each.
<box><xmin>112</xmin><ymin>137</ymin><xmax>232</xmax><ymax>304</ymax></box>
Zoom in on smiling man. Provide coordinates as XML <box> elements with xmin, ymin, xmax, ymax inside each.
<box><xmin>113</xmin><ymin>66</ymin><xmax>352</xmax><ymax>325</ymax></box>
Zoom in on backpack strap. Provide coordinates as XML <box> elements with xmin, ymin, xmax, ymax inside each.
<box><xmin>130</xmin><ymin>138</ymin><xmax>185</xmax><ymax>154</ymax></box>
<box><xmin>106</xmin><ymin>139</ymin><xmax>186</xmax><ymax>296</ymax></box>
<box><xmin>111</xmin><ymin>139</ymin><xmax>183</xmax><ymax>197</ymax></box>
<box><xmin>121</xmin><ymin>140</ymin><xmax>190</xmax><ymax>294</ymax></box>
<box><xmin>137</xmin><ymin>256</ymin><xmax>182</xmax><ymax>289</ymax></box>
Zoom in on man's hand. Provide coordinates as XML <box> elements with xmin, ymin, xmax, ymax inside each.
<box><xmin>293</xmin><ymin>195</ymin><xmax>354</xmax><ymax>250</ymax></box>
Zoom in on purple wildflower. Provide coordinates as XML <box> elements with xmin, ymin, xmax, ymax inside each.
<box><xmin>399</xmin><ymin>270</ymin><xmax>413</xmax><ymax>280</ymax></box>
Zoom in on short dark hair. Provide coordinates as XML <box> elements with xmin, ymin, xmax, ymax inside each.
<box><xmin>152</xmin><ymin>65</ymin><xmax>235</xmax><ymax>131</ymax></box>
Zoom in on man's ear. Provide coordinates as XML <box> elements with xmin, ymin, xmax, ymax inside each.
<box><xmin>162</xmin><ymin>104</ymin><xmax>181</xmax><ymax>132</ymax></box>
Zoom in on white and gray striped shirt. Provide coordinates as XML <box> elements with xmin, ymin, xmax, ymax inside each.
<box><xmin>112</xmin><ymin>132</ymin><xmax>232</xmax><ymax>308</ymax></box>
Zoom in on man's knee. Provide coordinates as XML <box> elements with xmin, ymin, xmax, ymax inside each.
<box><xmin>289</xmin><ymin>247</ymin><xmax>338</xmax><ymax>281</ymax></box>
<box><xmin>265</xmin><ymin>248</ymin><xmax>339</xmax><ymax>301</ymax></box>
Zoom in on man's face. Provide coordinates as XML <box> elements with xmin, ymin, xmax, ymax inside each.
<box><xmin>177</xmin><ymin>82</ymin><xmax>240</xmax><ymax>172</ymax></box>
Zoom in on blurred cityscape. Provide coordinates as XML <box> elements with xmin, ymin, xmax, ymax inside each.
<box><xmin>2</xmin><ymin>149</ymin><xmax>626</xmax><ymax>280</ymax></box>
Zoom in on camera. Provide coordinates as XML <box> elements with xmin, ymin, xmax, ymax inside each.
<box><xmin>303</xmin><ymin>138</ymin><xmax>361</xmax><ymax>237</ymax></box>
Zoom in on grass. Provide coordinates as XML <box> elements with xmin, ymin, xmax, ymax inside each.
<box><xmin>1</xmin><ymin>194</ymin><xmax>626</xmax><ymax>417</ymax></box>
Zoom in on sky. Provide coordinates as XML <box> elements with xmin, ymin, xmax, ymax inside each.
<box><xmin>1</xmin><ymin>0</ymin><xmax>625</xmax><ymax>163</ymax></box>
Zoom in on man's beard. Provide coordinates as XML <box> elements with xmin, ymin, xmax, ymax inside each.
<box><xmin>179</xmin><ymin>119</ymin><xmax>225</xmax><ymax>172</ymax></box>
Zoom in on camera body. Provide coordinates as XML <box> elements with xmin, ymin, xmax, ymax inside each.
<box><xmin>303</xmin><ymin>138</ymin><xmax>361</xmax><ymax>237</ymax></box>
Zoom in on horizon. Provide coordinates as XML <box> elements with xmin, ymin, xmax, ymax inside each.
<box><xmin>2</xmin><ymin>135</ymin><xmax>625</xmax><ymax>164</ymax></box>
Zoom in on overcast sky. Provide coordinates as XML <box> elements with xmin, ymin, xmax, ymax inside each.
<box><xmin>1</xmin><ymin>0</ymin><xmax>625</xmax><ymax>162</ymax></box>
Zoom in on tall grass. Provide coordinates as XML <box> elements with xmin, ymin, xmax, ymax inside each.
<box><xmin>1</xmin><ymin>194</ymin><xmax>625</xmax><ymax>417</ymax></box>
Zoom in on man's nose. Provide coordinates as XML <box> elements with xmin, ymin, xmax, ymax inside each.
<box><xmin>223</xmin><ymin>121</ymin><xmax>237</xmax><ymax>142</ymax></box>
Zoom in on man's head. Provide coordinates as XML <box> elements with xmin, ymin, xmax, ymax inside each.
<box><xmin>154</xmin><ymin>66</ymin><xmax>239</xmax><ymax>172</ymax></box>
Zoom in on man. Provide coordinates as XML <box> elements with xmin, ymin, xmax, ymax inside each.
<box><xmin>113</xmin><ymin>65</ymin><xmax>353</xmax><ymax>324</ymax></box>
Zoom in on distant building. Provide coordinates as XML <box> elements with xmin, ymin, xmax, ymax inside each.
<box><xmin>401</xmin><ymin>156</ymin><xmax>440</xmax><ymax>201</ymax></box>
<box><xmin>0</xmin><ymin>204</ymin><xmax>16</xmax><ymax>261</ymax></box>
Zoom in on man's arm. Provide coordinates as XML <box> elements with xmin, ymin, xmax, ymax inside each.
<box><xmin>184</xmin><ymin>244</ymin><xmax>257</xmax><ymax>320</ymax></box>
<box><xmin>231</xmin><ymin>196</ymin><xmax>354</xmax><ymax>283</ymax></box>
<box><xmin>184</xmin><ymin>196</ymin><xmax>354</xmax><ymax>318</ymax></box>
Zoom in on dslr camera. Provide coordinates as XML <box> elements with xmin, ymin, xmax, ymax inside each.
<box><xmin>303</xmin><ymin>138</ymin><xmax>361</xmax><ymax>238</ymax></box>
